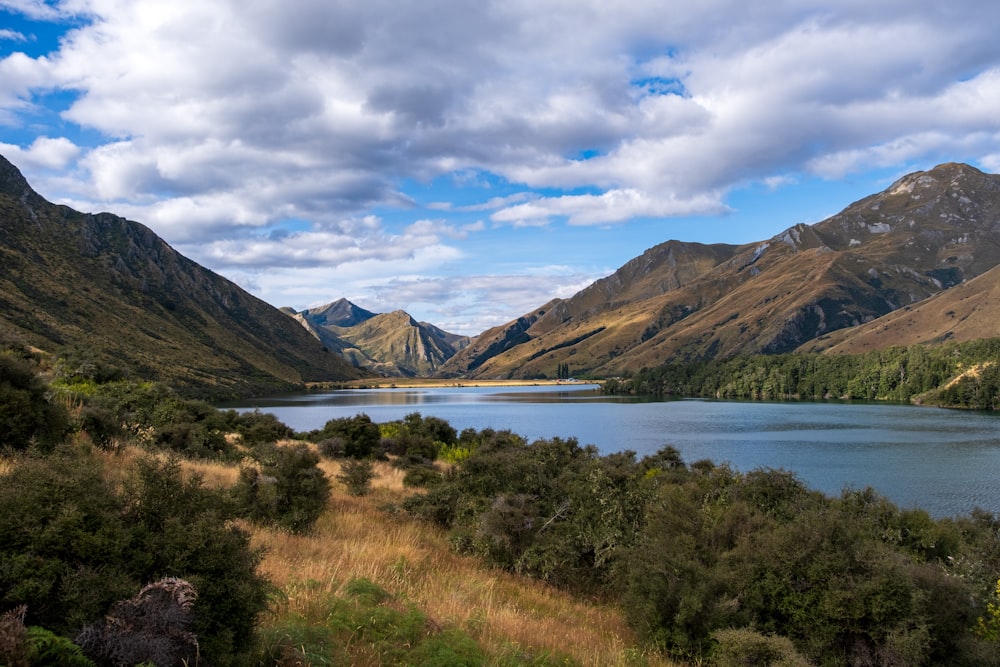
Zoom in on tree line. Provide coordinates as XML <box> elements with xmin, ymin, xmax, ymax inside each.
<box><xmin>602</xmin><ymin>337</ymin><xmax>1000</xmax><ymax>409</ymax></box>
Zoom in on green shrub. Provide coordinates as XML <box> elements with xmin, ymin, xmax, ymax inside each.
<box><xmin>235</xmin><ymin>443</ymin><xmax>331</xmax><ymax>532</ymax></box>
<box><xmin>710</xmin><ymin>627</ymin><xmax>810</xmax><ymax>667</ymax></box>
<box><xmin>0</xmin><ymin>448</ymin><xmax>268</xmax><ymax>665</ymax></box>
<box><xmin>307</xmin><ymin>414</ymin><xmax>380</xmax><ymax>458</ymax></box>
<box><xmin>337</xmin><ymin>458</ymin><xmax>377</xmax><ymax>496</ymax></box>
<box><xmin>0</xmin><ymin>353</ymin><xmax>68</xmax><ymax>452</ymax></box>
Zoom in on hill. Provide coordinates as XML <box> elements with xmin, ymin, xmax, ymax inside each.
<box><xmin>288</xmin><ymin>301</ymin><xmax>471</xmax><ymax>376</ymax></box>
<box><xmin>801</xmin><ymin>262</ymin><xmax>1000</xmax><ymax>353</ymax></box>
<box><xmin>0</xmin><ymin>154</ymin><xmax>363</xmax><ymax>397</ymax></box>
<box><xmin>442</xmin><ymin>162</ymin><xmax>1000</xmax><ymax>379</ymax></box>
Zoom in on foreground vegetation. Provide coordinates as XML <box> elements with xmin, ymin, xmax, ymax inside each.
<box><xmin>4</xmin><ymin>343</ymin><xmax>1000</xmax><ymax>665</ymax></box>
<box><xmin>603</xmin><ymin>337</ymin><xmax>1000</xmax><ymax>409</ymax></box>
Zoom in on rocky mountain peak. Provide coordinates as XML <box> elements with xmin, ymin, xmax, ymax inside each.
<box><xmin>0</xmin><ymin>154</ymin><xmax>33</xmax><ymax>199</ymax></box>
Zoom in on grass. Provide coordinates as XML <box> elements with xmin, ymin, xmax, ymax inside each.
<box><xmin>4</xmin><ymin>440</ymin><xmax>673</xmax><ymax>664</ymax></box>
<box><xmin>161</xmin><ymin>448</ymin><xmax>673</xmax><ymax>666</ymax></box>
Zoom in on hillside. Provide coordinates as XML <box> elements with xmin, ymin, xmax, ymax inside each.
<box><xmin>442</xmin><ymin>163</ymin><xmax>1000</xmax><ymax>379</ymax></box>
<box><xmin>801</xmin><ymin>262</ymin><xmax>1000</xmax><ymax>354</ymax></box>
<box><xmin>288</xmin><ymin>301</ymin><xmax>471</xmax><ymax>376</ymax></box>
<box><xmin>0</xmin><ymin>154</ymin><xmax>363</xmax><ymax>396</ymax></box>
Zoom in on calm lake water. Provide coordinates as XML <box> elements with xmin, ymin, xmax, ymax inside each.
<box><xmin>226</xmin><ymin>384</ymin><xmax>1000</xmax><ymax>519</ymax></box>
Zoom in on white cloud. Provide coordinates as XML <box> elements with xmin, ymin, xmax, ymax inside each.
<box><xmin>4</xmin><ymin>0</ymin><xmax>1000</xmax><ymax>332</ymax></box>
<box><xmin>0</xmin><ymin>135</ymin><xmax>79</xmax><ymax>169</ymax></box>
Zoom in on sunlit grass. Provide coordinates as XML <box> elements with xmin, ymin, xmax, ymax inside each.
<box><xmin>81</xmin><ymin>444</ymin><xmax>671</xmax><ymax>665</ymax></box>
<box><xmin>250</xmin><ymin>457</ymin><xmax>672</xmax><ymax>666</ymax></box>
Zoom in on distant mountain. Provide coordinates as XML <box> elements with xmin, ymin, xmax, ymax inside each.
<box><xmin>288</xmin><ymin>301</ymin><xmax>471</xmax><ymax>376</ymax></box>
<box><xmin>0</xmin><ymin>154</ymin><xmax>364</xmax><ymax>397</ymax></box>
<box><xmin>442</xmin><ymin>163</ymin><xmax>1000</xmax><ymax>379</ymax></box>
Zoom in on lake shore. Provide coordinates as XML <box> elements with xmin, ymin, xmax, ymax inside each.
<box><xmin>310</xmin><ymin>377</ymin><xmax>599</xmax><ymax>390</ymax></box>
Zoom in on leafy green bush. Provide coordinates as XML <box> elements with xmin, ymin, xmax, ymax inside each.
<box><xmin>306</xmin><ymin>413</ymin><xmax>381</xmax><ymax>458</ymax></box>
<box><xmin>0</xmin><ymin>448</ymin><xmax>268</xmax><ymax>665</ymax></box>
<box><xmin>337</xmin><ymin>458</ymin><xmax>376</xmax><ymax>496</ymax></box>
<box><xmin>235</xmin><ymin>442</ymin><xmax>331</xmax><ymax>533</ymax></box>
<box><xmin>0</xmin><ymin>353</ymin><xmax>69</xmax><ymax>452</ymax></box>
<box><xmin>710</xmin><ymin>627</ymin><xmax>810</xmax><ymax>667</ymax></box>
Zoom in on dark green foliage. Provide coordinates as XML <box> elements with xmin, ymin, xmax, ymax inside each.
<box><xmin>402</xmin><ymin>463</ymin><xmax>443</xmax><ymax>488</ymax></box>
<box><xmin>306</xmin><ymin>413</ymin><xmax>381</xmax><ymax>458</ymax></box>
<box><xmin>404</xmin><ymin>431</ymin><xmax>648</xmax><ymax>592</ymax></box>
<box><xmin>616</xmin><ymin>468</ymin><xmax>992</xmax><ymax>665</ymax></box>
<box><xmin>400</xmin><ymin>417</ymin><xmax>1000</xmax><ymax>665</ymax></box>
<box><xmin>235</xmin><ymin>408</ymin><xmax>293</xmax><ymax>445</ymax></box>
<box><xmin>75</xmin><ymin>405</ymin><xmax>122</xmax><ymax>449</ymax></box>
<box><xmin>0</xmin><ymin>352</ymin><xmax>68</xmax><ymax>451</ymax></box>
<box><xmin>0</xmin><ymin>448</ymin><xmax>268</xmax><ymax>665</ymax></box>
<box><xmin>606</xmin><ymin>337</ymin><xmax>1000</xmax><ymax>409</ymax></box>
<box><xmin>337</xmin><ymin>458</ymin><xmax>376</xmax><ymax>496</ymax></box>
<box><xmin>235</xmin><ymin>442</ymin><xmax>331</xmax><ymax>533</ymax></box>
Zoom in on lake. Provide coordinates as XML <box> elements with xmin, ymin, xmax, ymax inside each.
<box><xmin>226</xmin><ymin>383</ymin><xmax>1000</xmax><ymax>519</ymax></box>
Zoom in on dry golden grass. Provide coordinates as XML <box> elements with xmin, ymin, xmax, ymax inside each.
<box><xmin>250</xmin><ymin>458</ymin><xmax>673</xmax><ymax>666</ymax></box>
<box><xmin>79</xmin><ymin>445</ymin><xmax>671</xmax><ymax>664</ymax></box>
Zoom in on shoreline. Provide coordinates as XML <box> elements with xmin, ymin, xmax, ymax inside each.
<box><xmin>309</xmin><ymin>378</ymin><xmax>600</xmax><ymax>390</ymax></box>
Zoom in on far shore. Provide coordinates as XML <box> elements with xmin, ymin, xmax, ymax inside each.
<box><xmin>308</xmin><ymin>378</ymin><xmax>602</xmax><ymax>390</ymax></box>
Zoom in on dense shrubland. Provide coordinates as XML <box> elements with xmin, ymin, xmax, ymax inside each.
<box><xmin>604</xmin><ymin>337</ymin><xmax>1000</xmax><ymax>408</ymax></box>
<box><xmin>4</xmin><ymin>343</ymin><xmax>1000</xmax><ymax>665</ymax></box>
<box><xmin>402</xmin><ymin>433</ymin><xmax>1000</xmax><ymax>664</ymax></box>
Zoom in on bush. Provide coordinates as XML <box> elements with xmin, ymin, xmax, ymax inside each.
<box><xmin>308</xmin><ymin>414</ymin><xmax>380</xmax><ymax>459</ymax></box>
<box><xmin>76</xmin><ymin>578</ymin><xmax>199</xmax><ymax>667</ymax></box>
<box><xmin>0</xmin><ymin>448</ymin><xmax>268</xmax><ymax>665</ymax></box>
<box><xmin>337</xmin><ymin>459</ymin><xmax>376</xmax><ymax>496</ymax></box>
<box><xmin>0</xmin><ymin>353</ymin><xmax>68</xmax><ymax>452</ymax></box>
<box><xmin>235</xmin><ymin>443</ymin><xmax>331</xmax><ymax>533</ymax></box>
<box><xmin>710</xmin><ymin>627</ymin><xmax>810</xmax><ymax>667</ymax></box>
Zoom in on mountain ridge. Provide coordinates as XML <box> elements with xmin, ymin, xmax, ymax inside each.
<box><xmin>0</xmin><ymin>154</ymin><xmax>364</xmax><ymax>396</ymax></box>
<box><xmin>441</xmin><ymin>162</ymin><xmax>1000</xmax><ymax>379</ymax></box>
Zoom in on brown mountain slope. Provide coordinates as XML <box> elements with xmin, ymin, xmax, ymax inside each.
<box><xmin>443</xmin><ymin>162</ymin><xmax>1000</xmax><ymax>379</ymax></box>
<box><xmin>291</xmin><ymin>303</ymin><xmax>471</xmax><ymax>376</ymax></box>
<box><xmin>801</xmin><ymin>262</ymin><xmax>1000</xmax><ymax>354</ymax></box>
<box><xmin>440</xmin><ymin>240</ymin><xmax>745</xmax><ymax>377</ymax></box>
<box><xmin>0</xmin><ymin>154</ymin><xmax>363</xmax><ymax>396</ymax></box>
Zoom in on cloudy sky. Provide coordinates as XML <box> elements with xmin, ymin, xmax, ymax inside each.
<box><xmin>3</xmin><ymin>1</ymin><xmax>1000</xmax><ymax>335</ymax></box>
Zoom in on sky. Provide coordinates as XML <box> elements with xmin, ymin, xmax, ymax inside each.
<box><xmin>3</xmin><ymin>1</ymin><xmax>1000</xmax><ymax>335</ymax></box>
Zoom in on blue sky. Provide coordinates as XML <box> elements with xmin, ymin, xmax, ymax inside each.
<box><xmin>3</xmin><ymin>1</ymin><xmax>1000</xmax><ymax>335</ymax></box>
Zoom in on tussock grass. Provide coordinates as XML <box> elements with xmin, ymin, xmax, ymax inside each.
<box><xmin>255</xmin><ymin>458</ymin><xmax>670</xmax><ymax>666</ymax></box>
<box><xmin>82</xmin><ymin>448</ymin><xmax>669</xmax><ymax>664</ymax></box>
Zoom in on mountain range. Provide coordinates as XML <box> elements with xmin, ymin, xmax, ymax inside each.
<box><xmin>439</xmin><ymin>162</ymin><xmax>1000</xmax><ymax>378</ymax></box>
<box><xmin>0</xmin><ymin>154</ymin><xmax>362</xmax><ymax>397</ymax></box>
<box><xmin>4</xmin><ymin>153</ymin><xmax>1000</xmax><ymax>391</ymax></box>
<box><xmin>284</xmin><ymin>300</ymin><xmax>470</xmax><ymax>377</ymax></box>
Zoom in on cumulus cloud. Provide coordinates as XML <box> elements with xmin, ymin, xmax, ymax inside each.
<box><xmin>3</xmin><ymin>0</ymin><xmax>1000</xmax><ymax>331</ymax></box>
<box><xmin>0</xmin><ymin>135</ymin><xmax>79</xmax><ymax>169</ymax></box>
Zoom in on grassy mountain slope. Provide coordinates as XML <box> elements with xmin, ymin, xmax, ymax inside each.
<box><xmin>0</xmin><ymin>154</ymin><xmax>363</xmax><ymax>396</ymax></box>
<box><xmin>802</xmin><ymin>262</ymin><xmax>1000</xmax><ymax>354</ymax></box>
<box><xmin>443</xmin><ymin>163</ymin><xmax>1000</xmax><ymax>379</ymax></box>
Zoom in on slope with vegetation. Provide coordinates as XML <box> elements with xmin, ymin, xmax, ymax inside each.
<box><xmin>4</xmin><ymin>348</ymin><xmax>1000</xmax><ymax>665</ymax></box>
<box><xmin>443</xmin><ymin>163</ymin><xmax>1000</xmax><ymax>380</ymax></box>
<box><xmin>0</xmin><ymin>154</ymin><xmax>362</xmax><ymax>398</ymax></box>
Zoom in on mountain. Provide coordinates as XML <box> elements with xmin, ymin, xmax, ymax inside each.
<box><xmin>801</xmin><ymin>261</ymin><xmax>1000</xmax><ymax>354</ymax></box>
<box><xmin>442</xmin><ymin>162</ymin><xmax>1000</xmax><ymax>379</ymax></box>
<box><xmin>0</xmin><ymin>154</ymin><xmax>364</xmax><ymax>397</ymax></box>
<box><xmin>289</xmin><ymin>302</ymin><xmax>471</xmax><ymax>376</ymax></box>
